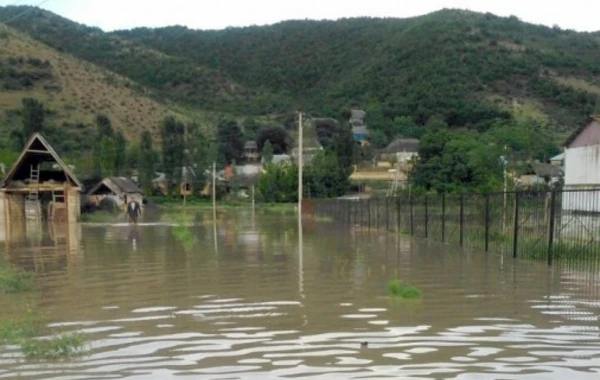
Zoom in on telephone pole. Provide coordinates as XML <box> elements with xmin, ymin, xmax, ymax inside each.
<box><xmin>298</xmin><ymin>111</ymin><xmax>303</xmax><ymax>221</ymax></box>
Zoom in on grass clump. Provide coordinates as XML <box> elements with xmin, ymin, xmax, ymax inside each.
<box><xmin>0</xmin><ymin>311</ymin><xmax>43</xmax><ymax>344</ymax></box>
<box><xmin>387</xmin><ymin>279</ymin><xmax>422</xmax><ymax>299</ymax></box>
<box><xmin>22</xmin><ymin>333</ymin><xmax>86</xmax><ymax>360</ymax></box>
<box><xmin>0</xmin><ymin>266</ymin><xmax>36</xmax><ymax>293</ymax></box>
<box><xmin>0</xmin><ymin>310</ymin><xmax>88</xmax><ymax>360</ymax></box>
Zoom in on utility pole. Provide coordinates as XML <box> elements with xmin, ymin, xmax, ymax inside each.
<box><xmin>212</xmin><ymin>161</ymin><xmax>217</xmax><ymax>222</ymax></box>
<box><xmin>298</xmin><ymin>111</ymin><xmax>303</xmax><ymax>221</ymax></box>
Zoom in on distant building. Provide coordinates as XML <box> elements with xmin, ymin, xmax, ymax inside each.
<box><xmin>378</xmin><ymin>138</ymin><xmax>420</xmax><ymax>165</ymax></box>
<box><xmin>86</xmin><ymin>177</ymin><xmax>143</xmax><ymax>210</ymax></box>
<box><xmin>550</xmin><ymin>152</ymin><xmax>565</xmax><ymax>168</ymax></box>
<box><xmin>243</xmin><ymin>141</ymin><xmax>260</xmax><ymax>163</ymax></box>
<box><xmin>562</xmin><ymin>115</ymin><xmax>600</xmax><ymax>212</ymax></box>
<box><xmin>349</xmin><ymin>109</ymin><xmax>369</xmax><ymax>144</ymax></box>
<box><xmin>516</xmin><ymin>162</ymin><xmax>562</xmax><ymax>188</ymax></box>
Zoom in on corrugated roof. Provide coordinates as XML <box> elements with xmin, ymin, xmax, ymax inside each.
<box><xmin>527</xmin><ymin>162</ymin><xmax>563</xmax><ymax>177</ymax></box>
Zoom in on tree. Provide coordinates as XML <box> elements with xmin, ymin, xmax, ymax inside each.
<box><xmin>242</xmin><ymin>117</ymin><xmax>261</xmax><ymax>141</ymax></box>
<box><xmin>95</xmin><ymin>114</ymin><xmax>114</xmax><ymax>138</ymax></box>
<box><xmin>99</xmin><ymin>135</ymin><xmax>116</xmax><ymax>176</ymax></box>
<box><xmin>257</xmin><ymin>162</ymin><xmax>298</xmax><ymax>202</ymax></box>
<box><xmin>217</xmin><ymin>117</ymin><xmax>244</xmax><ymax>165</ymax></box>
<box><xmin>256</xmin><ymin>125</ymin><xmax>291</xmax><ymax>154</ymax></box>
<box><xmin>21</xmin><ymin>98</ymin><xmax>45</xmax><ymax>138</ymax></box>
<box><xmin>114</xmin><ymin>131</ymin><xmax>127</xmax><ymax>175</ymax></box>
<box><xmin>138</xmin><ymin>130</ymin><xmax>156</xmax><ymax>195</ymax></box>
<box><xmin>160</xmin><ymin>116</ymin><xmax>185</xmax><ymax>194</ymax></box>
<box><xmin>262</xmin><ymin>140</ymin><xmax>274</xmax><ymax>164</ymax></box>
<box><xmin>187</xmin><ymin>123</ymin><xmax>217</xmax><ymax>190</ymax></box>
<box><xmin>305</xmin><ymin>151</ymin><xmax>349</xmax><ymax>198</ymax></box>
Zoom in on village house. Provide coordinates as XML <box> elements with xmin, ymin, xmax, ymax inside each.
<box><xmin>516</xmin><ymin>162</ymin><xmax>563</xmax><ymax>188</ymax></box>
<box><xmin>243</xmin><ymin>141</ymin><xmax>260</xmax><ymax>163</ymax></box>
<box><xmin>86</xmin><ymin>176</ymin><xmax>143</xmax><ymax>210</ymax></box>
<box><xmin>349</xmin><ymin>109</ymin><xmax>369</xmax><ymax>144</ymax></box>
<box><xmin>0</xmin><ymin>134</ymin><xmax>83</xmax><ymax>242</ymax></box>
<box><xmin>153</xmin><ymin>166</ymin><xmax>197</xmax><ymax>196</ymax></box>
<box><xmin>377</xmin><ymin>138</ymin><xmax>420</xmax><ymax>167</ymax></box>
<box><xmin>562</xmin><ymin>115</ymin><xmax>600</xmax><ymax>212</ymax></box>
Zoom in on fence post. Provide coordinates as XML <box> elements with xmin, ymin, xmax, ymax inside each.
<box><xmin>441</xmin><ymin>193</ymin><xmax>446</xmax><ymax>242</ymax></box>
<box><xmin>547</xmin><ymin>190</ymin><xmax>557</xmax><ymax>266</ymax></box>
<box><xmin>424</xmin><ymin>194</ymin><xmax>429</xmax><ymax>239</ymax></box>
<box><xmin>484</xmin><ymin>193</ymin><xmax>490</xmax><ymax>252</ymax></box>
<box><xmin>459</xmin><ymin>193</ymin><xmax>464</xmax><ymax>246</ymax></box>
<box><xmin>410</xmin><ymin>195</ymin><xmax>414</xmax><ymax>236</ymax></box>
<box><xmin>512</xmin><ymin>191</ymin><xmax>520</xmax><ymax>259</ymax></box>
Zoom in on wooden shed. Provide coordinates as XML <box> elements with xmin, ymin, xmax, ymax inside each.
<box><xmin>86</xmin><ymin>176</ymin><xmax>143</xmax><ymax>210</ymax></box>
<box><xmin>0</xmin><ymin>133</ymin><xmax>83</xmax><ymax>226</ymax></box>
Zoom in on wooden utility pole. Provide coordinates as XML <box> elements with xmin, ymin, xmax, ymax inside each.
<box><xmin>212</xmin><ymin>162</ymin><xmax>217</xmax><ymax>222</ymax></box>
<box><xmin>298</xmin><ymin>111</ymin><xmax>303</xmax><ymax>221</ymax></box>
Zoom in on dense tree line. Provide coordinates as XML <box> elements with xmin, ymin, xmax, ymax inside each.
<box><xmin>1</xmin><ymin>6</ymin><xmax>600</xmax><ymax>150</ymax></box>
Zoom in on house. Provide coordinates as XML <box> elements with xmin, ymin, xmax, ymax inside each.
<box><xmin>562</xmin><ymin>115</ymin><xmax>600</xmax><ymax>212</ymax></box>
<box><xmin>378</xmin><ymin>138</ymin><xmax>420</xmax><ymax>167</ymax></box>
<box><xmin>86</xmin><ymin>177</ymin><xmax>143</xmax><ymax>210</ymax></box>
<box><xmin>153</xmin><ymin>166</ymin><xmax>197</xmax><ymax>196</ymax></box>
<box><xmin>263</xmin><ymin>154</ymin><xmax>292</xmax><ymax>165</ymax></box>
<box><xmin>349</xmin><ymin>109</ymin><xmax>369</xmax><ymax>144</ymax></box>
<box><xmin>516</xmin><ymin>162</ymin><xmax>563</xmax><ymax>188</ymax></box>
<box><xmin>0</xmin><ymin>133</ymin><xmax>83</xmax><ymax>233</ymax></box>
<box><xmin>550</xmin><ymin>153</ymin><xmax>565</xmax><ymax>168</ymax></box>
<box><xmin>243</xmin><ymin>141</ymin><xmax>260</xmax><ymax>163</ymax></box>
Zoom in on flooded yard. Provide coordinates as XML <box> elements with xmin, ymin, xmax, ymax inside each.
<box><xmin>1</xmin><ymin>209</ymin><xmax>600</xmax><ymax>379</ymax></box>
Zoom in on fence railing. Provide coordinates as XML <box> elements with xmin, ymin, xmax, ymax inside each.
<box><xmin>310</xmin><ymin>189</ymin><xmax>600</xmax><ymax>264</ymax></box>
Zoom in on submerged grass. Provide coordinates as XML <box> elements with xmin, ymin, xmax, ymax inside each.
<box><xmin>387</xmin><ymin>279</ymin><xmax>422</xmax><ymax>299</ymax></box>
<box><xmin>0</xmin><ymin>266</ymin><xmax>36</xmax><ymax>293</ymax></box>
<box><xmin>0</xmin><ymin>309</ymin><xmax>88</xmax><ymax>360</ymax></box>
<box><xmin>22</xmin><ymin>333</ymin><xmax>86</xmax><ymax>360</ymax></box>
<box><xmin>78</xmin><ymin>211</ymin><xmax>117</xmax><ymax>223</ymax></box>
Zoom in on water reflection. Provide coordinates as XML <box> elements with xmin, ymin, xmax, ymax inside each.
<box><xmin>0</xmin><ymin>210</ymin><xmax>599</xmax><ymax>379</ymax></box>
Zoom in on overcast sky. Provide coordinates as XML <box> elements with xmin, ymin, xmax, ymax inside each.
<box><xmin>5</xmin><ymin>0</ymin><xmax>600</xmax><ymax>32</ymax></box>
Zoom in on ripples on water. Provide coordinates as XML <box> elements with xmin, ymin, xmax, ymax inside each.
<box><xmin>0</xmin><ymin>212</ymin><xmax>599</xmax><ymax>379</ymax></box>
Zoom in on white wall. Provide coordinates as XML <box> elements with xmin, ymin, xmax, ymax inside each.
<box><xmin>562</xmin><ymin>145</ymin><xmax>600</xmax><ymax>212</ymax></box>
<box><xmin>564</xmin><ymin>145</ymin><xmax>600</xmax><ymax>186</ymax></box>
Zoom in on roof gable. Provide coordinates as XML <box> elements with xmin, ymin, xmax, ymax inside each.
<box><xmin>88</xmin><ymin>177</ymin><xmax>141</xmax><ymax>195</ymax></box>
<box><xmin>564</xmin><ymin>115</ymin><xmax>600</xmax><ymax>148</ymax></box>
<box><xmin>0</xmin><ymin>133</ymin><xmax>82</xmax><ymax>189</ymax></box>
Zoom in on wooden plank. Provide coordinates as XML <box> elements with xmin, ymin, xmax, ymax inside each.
<box><xmin>25</xmin><ymin>149</ymin><xmax>53</xmax><ymax>154</ymax></box>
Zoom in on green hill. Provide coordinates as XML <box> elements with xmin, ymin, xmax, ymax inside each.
<box><xmin>1</xmin><ymin>6</ymin><xmax>600</xmax><ymax>146</ymax></box>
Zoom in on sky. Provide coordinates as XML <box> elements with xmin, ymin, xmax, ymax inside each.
<box><xmin>4</xmin><ymin>0</ymin><xmax>600</xmax><ymax>32</ymax></box>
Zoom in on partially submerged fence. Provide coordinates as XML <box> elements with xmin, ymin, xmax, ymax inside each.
<box><xmin>311</xmin><ymin>189</ymin><xmax>600</xmax><ymax>264</ymax></box>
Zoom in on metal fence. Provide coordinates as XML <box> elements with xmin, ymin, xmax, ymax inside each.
<box><xmin>311</xmin><ymin>189</ymin><xmax>600</xmax><ymax>264</ymax></box>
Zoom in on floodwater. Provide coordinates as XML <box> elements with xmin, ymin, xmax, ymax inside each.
<box><xmin>1</xmin><ymin>209</ymin><xmax>600</xmax><ymax>379</ymax></box>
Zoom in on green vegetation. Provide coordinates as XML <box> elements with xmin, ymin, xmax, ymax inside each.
<box><xmin>2</xmin><ymin>6</ymin><xmax>600</xmax><ymax>196</ymax></box>
<box><xmin>22</xmin><ymin>333</ymin><xmax>86</xmax><ymax>360</ymax></box>
<box><xmin>0</xmin><ymin>266</ymin><xmax>36</xmax><ymax>293</ymax></box>
<box><xmin>387</xmin><ymin>279</ymin><xmax>422</xmax><ymax>299</ymax></box>
<box><xmin>0</xmin><ymin>311</ymin><xmax>86</xmax><ymax>360</ymax></box>
<box><xmin>78</xmin><ymin>211</ymin><xmax>117</xmax><ymax>223</ymax></box>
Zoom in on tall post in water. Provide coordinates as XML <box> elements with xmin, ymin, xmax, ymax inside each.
<box><xmin>484</xmin><ymin>193</ymin><xmax>490</xmax><ymax>252</ymax></box>
<box><xmin>512</xmin><ymin>191</ymin><xmax>520</xmax><ymax>259</ymax></box>
<box><xmin>547</xmin><ymin>190</ymin><xmax>557</xmax><ymax>266</ymax></box>
<box><xmin>459</xmin><ymin>193</ymin><xmax>465</xmax><ymax>246</ymax></box>
<box><xmin>212</xmin><ymin>162</ymin><xmax>217</xmax><ymax>222</ymax></box>
<box><xmin>424</xmin><ymin>194</ymin><xmax>429</xmax><ymax>239</ymax></box>
<box><xmin>298</xmin><ymin>111</ymin><xmax>303</xmax><ymax>226</ymax></box>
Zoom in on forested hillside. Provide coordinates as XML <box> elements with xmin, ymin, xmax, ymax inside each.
<box><xmin>1</xmin><ymin>6</ymin><xmax>599</xmax><ymax>147</ymax></box>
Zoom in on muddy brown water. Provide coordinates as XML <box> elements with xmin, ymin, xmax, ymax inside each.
<box><xmin>0</xmin><ymin>210</ymin><xmax>599</xmax><ymax>379</ymax></box>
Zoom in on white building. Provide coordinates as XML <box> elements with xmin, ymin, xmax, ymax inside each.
<box><xmin>562</xmin><ymin>115</ymin><xmax>600</xmax><ymax>212</ymax></box>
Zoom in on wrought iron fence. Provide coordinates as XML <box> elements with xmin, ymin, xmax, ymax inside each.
<box><xmin>310</xmin><ymin>189</ymin><xmax>600</xmax><ymax>264</ymax></box>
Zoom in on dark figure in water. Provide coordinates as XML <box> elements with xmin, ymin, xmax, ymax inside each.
<box><xmin>127</xmin><ymin>200</ymin><xmax>142</xmax><ymax>224</ymax></box>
